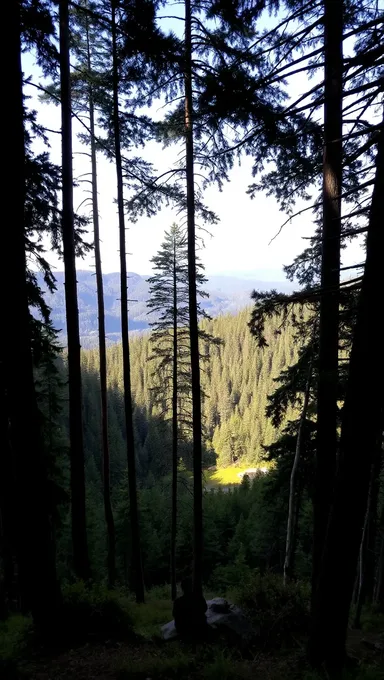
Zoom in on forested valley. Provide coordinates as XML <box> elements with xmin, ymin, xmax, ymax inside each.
<box><xmin>55</xmin><ymin>310</ymin><xmax>303</xmax><ymax>588</ymax></box>
<box><xmin>1</xmin><ymin>0</ymin><xmax>383</xmax><ymax>678</ymax></box>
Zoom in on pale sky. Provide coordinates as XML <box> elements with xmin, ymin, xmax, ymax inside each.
<box><xmin>23</xmin><ymin>6</ymin><xmax>364</xmax><ymax>281</ymax></box>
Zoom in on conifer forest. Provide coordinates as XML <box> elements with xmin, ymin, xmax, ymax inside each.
<box><xmin>1</xmin><ymin>0</ymin><xmax>383</xmax><ymax>678</ymax></box>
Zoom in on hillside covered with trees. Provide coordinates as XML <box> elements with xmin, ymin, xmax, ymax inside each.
<box><xmin>81</xmin><ymin>309</ymin><xmax>298</xmax><ymax>479</ymax></box>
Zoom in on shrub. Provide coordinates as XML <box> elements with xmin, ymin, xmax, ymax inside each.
<box><xmin>60</xmin><ymin>582</ymin><xmax>134</xmax><ymax>643</ymax></box>
<box><xmin>233</xmin><ymin>572</ymin><xmax>310</xmax><ymax>648</ymax></box>
<box><xmin>0</xmin><ymin>614</ymin><xmax>33</xmax><ymax>663</ymax></box>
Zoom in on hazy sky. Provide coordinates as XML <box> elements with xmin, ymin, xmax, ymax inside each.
<box><xmin>23</xmin><ymin>7</ymin><xmax>363</xmax><ymax>280</ymax></box>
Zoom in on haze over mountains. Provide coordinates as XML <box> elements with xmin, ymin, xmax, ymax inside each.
<box><xmin>38</xmin><ymin>270</ymin><xmax>293</xmax><ymax>346</ymax></box>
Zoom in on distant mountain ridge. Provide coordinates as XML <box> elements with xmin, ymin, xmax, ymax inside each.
<box><xmin>36</xmin><ymin>270</ymin><xmax>293</xmax><ymax>346</ymax></box>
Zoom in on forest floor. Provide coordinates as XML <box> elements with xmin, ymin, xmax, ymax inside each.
<box><xmin>3</xmin><ymin>592</ymin><xmax>383</xmax><ymax>680</ymax></box>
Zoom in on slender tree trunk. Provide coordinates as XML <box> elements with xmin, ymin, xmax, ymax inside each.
<box><xmin>365</xmin><ymin>434</ymin><xmax>383</xmax><ymax>603</ymax></box>
<box><xmin>284</xmin><ymin>356</ymin><xmax>313</xmax><ymax>584</ymax></box>
<box><xmin>59</xmin><ymin>0</ymin><xmax>90</xmax><ymax>582</ymax></box>
<box><xmin>171</xmin><ymin>239</ymin><xmax>178</xmax><ymax>601</ymax></box>
<box><xmin>353</xmin><ymin>463</ymin><xmax>374</xmax><ymax>628</ymax></box>
<box><xmin>184</xmin><ymin>0</ymin><xmax>204</xmax><ymax>598</ymax></box>
<box><xmin>354</xmin><ymin>435</ymin><xmax>382</xmax><ymax>625</ymax></box>
<box><xmin>85</xmin><ymin>9</ymin><xmax>116</xmax><ymax>589</ymax></box>
<box><xmin>375</xmin><ymin>519</ymin><xmax>384</xmax><ymax>612</ymax></box>
<box><xmin>312</xmin><ymin>0</ymin><xmax>343</xmax><ymax>608</ymax></box>
<box><xmin>111</xmin><ymin>0</ymin><xmax>144</xmax><ymax>603</ymax></box>
<box><xmin>0</xmin><ymin>351</ymin><xmax>14</xmax><ymax>619</ymax></box>
<box><xmin>4</xmin><ymin>0</ymin><xmax>61</xmax><ymax>626</ymax></box>
<box><xmin>308</xmin><ymin>120</ymin><xmax>384</xmax><ymax>670</ymax></box>
<box><xmin>374</xmin><ymin>446</ymin><xmax>384</xmax><ymax>611</ymax></box>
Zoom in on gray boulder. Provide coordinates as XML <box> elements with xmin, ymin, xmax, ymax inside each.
<box><xmin>160</xmin><ymin>597</ymin><xmax>255</xmax><ymax>644</ymax></box>
<box><xmin>161</xmin><ymin>619</ymin><xmax>178</xmax><ymax>641</ymax></box>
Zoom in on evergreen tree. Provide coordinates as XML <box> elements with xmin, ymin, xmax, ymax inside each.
<box><xmin>2</xmin><ymin>0</ymin><xmax>61</xmax><ymax>626</ymax></box>
<box><xmin>148</xmin><ymin>222</ymin><xmax>215</xmax><ymax>598</ymax></box>
<box><xmin>110</xmin><ymin>0</ymin><xmax>144</xmax><ymax>603</ymax></box>
<box><xmin>308</xmin><ymin>119</ymin><xmax>384</xmax><ymax>671</ymax></box>
<box><xmin>313</xmin><ymin>0</ymin><xmax>343</xmax><ymax>608</ymax></box>
<box><xmin>78</xmin><ymin>0</ymin><xmax>116</xmax><ymax>588</ymax></box>
<box><xmin>59</xmin><ymin>0</ymin><xmax>90</xmax><ymax>582</ymax></box>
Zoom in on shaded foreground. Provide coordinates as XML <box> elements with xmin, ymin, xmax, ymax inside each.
<box><xmin>1</xmin><ymin>581</ymin><xmax>383</xmax><ymax>680</ymax></box>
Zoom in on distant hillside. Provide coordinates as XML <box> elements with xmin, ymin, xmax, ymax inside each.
<box><xmin>37</xmin><ymin>270</ymin><xmax>293</xmax><ymax>346</ymax></box>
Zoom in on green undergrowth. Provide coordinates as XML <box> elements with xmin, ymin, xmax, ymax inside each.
<box><xmin>60</xmin><ymin>581</ymin><xmax>134</xmax><ymax>643</ymax></box>
<box><xmin>1</xmin><ymin>578</ymin><xmax>383</xmax><ymax>680</ymax></box>
<box><xmin>130</xmin><ymin>585</ymin><xmax>173</xmax><ymax>638</ymax></box>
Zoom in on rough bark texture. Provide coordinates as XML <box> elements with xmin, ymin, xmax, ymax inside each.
<box><xmin>3</xmin><ymin>0</ymin><xmax>61</xmax><ymax>625</ymax></box>
<box><xmin>312</xmin><ymin>0</ymin><xmax>343</xmax><ymax>607</ymax></box>
<box><xmin>171</xmin><ymin>238</ymin><xmax>178</xmax><ymax>601</ymax></box>
<box><xmin>308</xmin><ymin>121</ymin><xmax>384</xmax><ymax>670</ymax></box>
<box><xmin>85</xmin><ymin>10</ymin><xmax>116</xmax><ymax>589</ymax></box>
<box><xmin>284</xmin><ymin>357</ymin><xmax>313</xmax><ymax>584</ymax></box>
<box><xmin>111</xmin><ymin>0</ymin><xmax>144</xmax><ymax>603</ymax></box>
<box><xmin>184</xmin><ymin>0</ymin><xmax>204</xmax><ymax>599</ymax></box>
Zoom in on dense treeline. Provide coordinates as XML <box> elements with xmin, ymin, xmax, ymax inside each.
<box><xmin>56</xmin><ymin>310</ymin><xmax>312</xmax><ymax>590</ymax></box>
<box><xmin>81</xmin><ymin>309</ymin><xmax>299</xmax><ymax>479</ymax></box>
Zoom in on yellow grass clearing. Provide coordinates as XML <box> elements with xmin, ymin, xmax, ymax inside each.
<box><xmin>203</xmin><ymin>467</ymin><xmax>247</xmax><ymax>487</ymax></box>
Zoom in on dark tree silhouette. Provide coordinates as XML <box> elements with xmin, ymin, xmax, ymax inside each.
<box><xmin>2</xmin><ymin>0</ymin><xmax>61</xmax><ymax>626</ymax></box>
<box><xmin>59</xmin><ymin>0</ymin><xmax>90</xmax><ymax>582</ymax></box>
<box><xmin>312</xmin><ymin>0</ymin><xmax>343</xmax><ymax>604</ymax></box>
<box><xmin>83</xmin><ymin>4</ymin><xmax>116</xmax><ymax>589</ymax></box>
<box><xmin>184</xmin><ymin>0</ymin><xmax>204</xmax><ymax>600</ymax></box>
<box><xmin>308</xmin><ymin>120</ymin><xmax>384</xmax><ymax>670</ymax></box>
<box><xmin>111</xmin><ymin>0</ymin><xmax>144</xmax><ymax>603</ymax></box>
<box><xmin>148</xmin><ymin>225</ymin><xmax>189</xmax><ymax>600</ymax></box>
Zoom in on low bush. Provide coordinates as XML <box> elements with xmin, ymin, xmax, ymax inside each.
<box><xmin>233</xmin><ymin>572</ymin><xmax>310</xmax><ymax>648</ymax></box>
<box><xmin>0</xmin><ymin>614</ymin><xmax>33</xmax><ymax>663</ymax></box>
<box><xmin>60</xmin><ymin>582</ymin><xmax>134</xmax><ymax>643</ymax></box>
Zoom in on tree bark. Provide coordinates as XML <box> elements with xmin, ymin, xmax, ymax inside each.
<box><xmin>353</xmin><ymin>460</ymin><xmax>375</xmax><ymax>628</ymax></box>
<box><xmin>184</xmin><ymin>0</ymin><xmax>204</xmax><ymax>599</ymax></box>
<box><xmin>111</xmin><ymin>0</ymin><xmax>144</xmax><ymax>603</ymax></box>
<box><xmin>85</xmin><ymin>7</ymin><xmax>116</xmax><ymax>589</ymax></box>
<box><xmin>374</xmin><ymin>448</ymin><xmax>384</xmax><ymax>611</ymax></box>
<box><xmin>354</xmin><ymin>434</ymin><xmax>382</xmax><ymax>625</ymax></box>
<box><xmin>308</xmin><ymin>120</ymin><xmax>384</xmax><ymax>670</ymax></box>
<box><xmin>312</xmin><ymin>0</ymin><xmax>343</xmax><ymax>608</ymax></box>
<box><xmin>284</xmin><ymin>356</ymin><xmax>313</xmax><ymax>584</ymax></box>
<box><xmin>3</xmin><ymin>0</ymin><xmax>61</xmax><ymax>625</ymax></box>
<box><xmin>171</xmin><ymin>237</ymin><xmax>178</xmax><ymax>601</ymax></box>
<box><xmin>59</xmin><ymin>0</ymin><xmax>90</xmax><ymax>582</ymax></box>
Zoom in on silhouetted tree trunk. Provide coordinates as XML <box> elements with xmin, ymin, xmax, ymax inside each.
<box><xmin>374</xmin><ymin>441</ymin><xmax>384</xmax><ymax>612</ymax></box>
<box><xmin>111</xmin><ymin>0</ymin><xmax>144</xmax><ymax>603</ymax></box>
<box><xmin>171</xmin><ymin>237</ymin><xmax>178</xmax><ymax>601</ymax></box>
<box><xmin>85</xmin><ymin>7</ymin><xmax>116</xmax><ymax>589</ymax></box>
<box><xmin>312</xmin><ymin>0</ymin><xmax>343</xmax><ymax>607</ymax></box>
<box><xmin>284</xmin><ymin>356</ymin><xmax>313</xmax><ymax>584</ymax></box>
<box><xmin>59</xmin><ymin>0</ymin><xmax>90</xmax><ymax>582</ymax></box>
<box><xmin>375</xmin><ymin>525</ymin><xmax>384</xmax><ymax>612</ymax></box>
<box><xmin>308</xmin><ymin>120</ymin><xmax>384</xmax><ymax>671</ymax></box>
<box><xmin>0</xmin><ymin>357</ymin><xmax>14</xmax><ymax>620</ymax></box>
<box><xmin>184</xmin><ymin>0</ymin><xmax>204</xmax><ymax>599</ymax></box>
<box><xmin>3</xmin><ymin>0</ymin><xmax>61</xmax><ymax>626</ymax></box>
<box><xmin>354</xmin><ymin>435</ymin><xmax>382</xmax><ymax>626</ymax></box>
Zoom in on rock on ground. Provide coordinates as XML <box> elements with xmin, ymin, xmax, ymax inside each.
<box><xmin>160</xmin><ymin>597</ymin><xmax>255</xmax><ymax>643</ymax></box>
